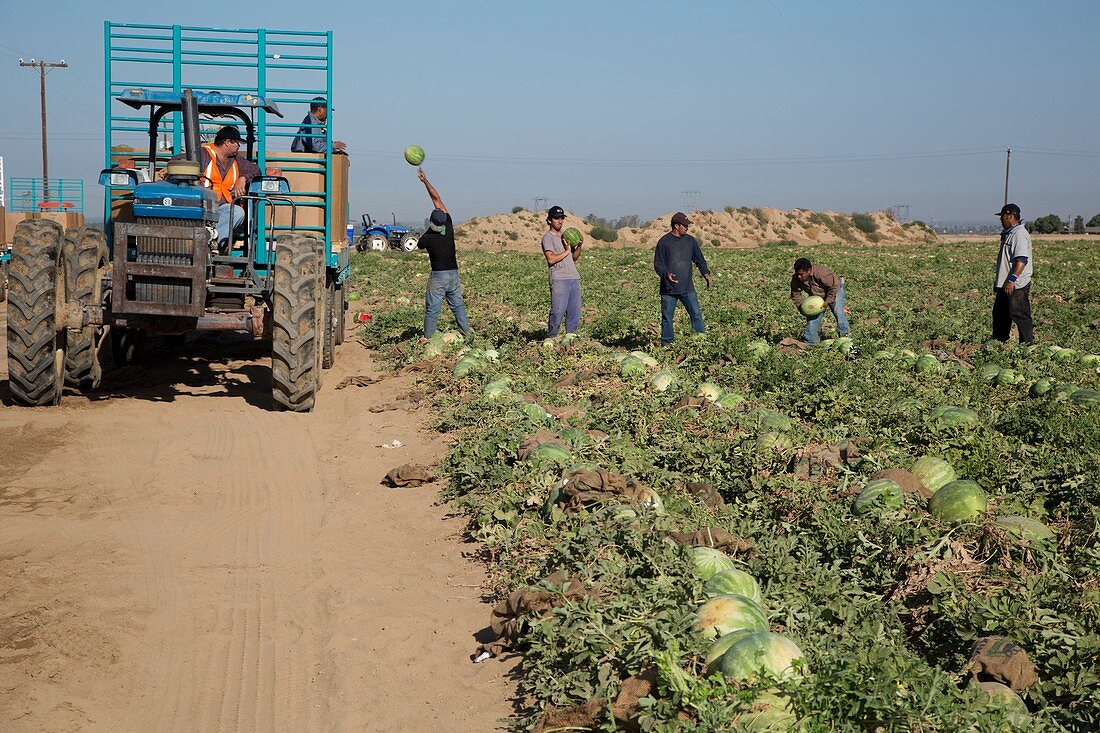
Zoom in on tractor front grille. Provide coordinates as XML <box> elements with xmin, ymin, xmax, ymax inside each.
<box><xmin>113</xmin><ymin>220</ymin><xmax>208</xmax><ymax>317</ymax></box>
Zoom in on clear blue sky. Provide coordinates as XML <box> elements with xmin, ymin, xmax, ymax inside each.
<box><xmin>1</xmin><ymin>0</ymin><xmax>1098</xmax><ymax>226</ymax></box>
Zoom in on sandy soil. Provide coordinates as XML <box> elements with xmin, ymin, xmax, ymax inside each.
<box><xmin>0</xmin><ymin>303</ymin><xmax>519</xmax><ymax>731</ymax></box>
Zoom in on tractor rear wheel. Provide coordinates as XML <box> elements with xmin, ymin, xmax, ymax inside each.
<box><xmin>6</xmin><ymin>220</ymin><xmax>67</xmax><ymax>406</ymax></box>
<box><xmin>322</xmin><ymin>278</ymin><xmax>337</xmax><ymax>369</ymax></box>
<box><xmin>63</xmin><ymin>227</ymin><xmax>109</xmax><ymax>389</ymax></box>
<box><xmin>399</xmin><ymin>232</ymin><xmax>419</xmax><ymax>252</ymax></box>
<box><xmin>367</xmin><ymin>233</ymin><xmax>388</xmax><ymax>252</ymax></box>
<box><xmin>271</xmin><ymin>232</ymin><xmax>322</xmax><ymax>412</ymax></box>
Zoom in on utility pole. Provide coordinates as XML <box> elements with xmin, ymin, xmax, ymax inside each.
<box><xmin>19</xmin><ymin>57</ymin><xmax>68</xmax><ymax>202</ymax></box>
<box><xmin>1003</xmin><ymin>148</ymin><xmax>1011</xmax><ymax>206</ymax></box>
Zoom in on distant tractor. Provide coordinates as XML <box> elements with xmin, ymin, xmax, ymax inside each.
<box><xmin>356</xmin><ymin>213</ymin><xmax>419</xmax><ymax>252</ymax></box>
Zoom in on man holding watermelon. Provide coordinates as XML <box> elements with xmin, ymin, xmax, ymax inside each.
<box><xmin>790</xmin><ymin>258</ymin><xmax>849</xmax><ymax>345</ymax></box>
<box><xmin>541</xmin><ymin>205</ymin><xmax>583</xmax><ymax>337</ymax></box>
<box><xmin>653</xmin><ymin>212</ymin><xmax>712</xmax><ymax>344</ymax></box>
<box><xmin>992</xmin><ymin>203</ymin><xmax>1034</xmax><ymax>344</ymax></box>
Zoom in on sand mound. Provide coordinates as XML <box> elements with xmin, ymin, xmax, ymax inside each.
<box><xmin>454</xmin><ymin>208</ymin><xmax>935</xmax><ymax>251</ymax></box>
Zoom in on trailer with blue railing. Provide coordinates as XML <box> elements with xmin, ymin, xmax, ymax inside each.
<box><xmin>4</xmin><ymin>22</ymin><xmax>349</xmax><ymax>410</ymax></box>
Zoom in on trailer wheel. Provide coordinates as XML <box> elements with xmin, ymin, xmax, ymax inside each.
<box><xmin>6</xmin><ymin>220</ymin><xmax>67</xmax><ymax>406</ymax></box>
<box><xmin>63</xmin><ymin>227</ymin><xmax>109</xmax><ymax>389</ymax></box>
<box><xmin>271</xmin><ymin>233</ymin><xmax>322</xmax><ymax>412</ymax></box>
<box><xmin>322</xmin><ymin>278</ymin><xmax>337</xmax><ymax>369</ymax></box>
<box><xmin>334</xmin><ymin>284</ymin><xmax>347</xmax><ymax>346</ymax></box>
<box><xmin>399</xmin><ymin>233</ymin><xmax>419</xmax><ymax>252</ymax></box>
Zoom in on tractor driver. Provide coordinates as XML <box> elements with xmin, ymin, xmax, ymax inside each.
<box><xmin>169</xmin><ymin>125</ymin><xmax>262</xmax><ymax>251</ymax></box>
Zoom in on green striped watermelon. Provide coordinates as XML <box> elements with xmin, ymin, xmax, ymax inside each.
<box><xmin>403</xmin><ymin>145</ymin><xmax>425</xmax><ymax>165</ymax></box>
<box><xmin>910</xmin><ymin>457</ymin><xmax>956</xmax><ymax>493</ymax></box>
<box><xmin>704</xmin><ymin>568</ymin><xmax>763</xmax><ymax>606</ymax></box>
<box><xmin>689</xmin><ymin>546</ymin><xmax>737</xmax><ymax>581</ymax></box>
<box><xmin>994</xmin><ymin>515</ymin><xmax>1055</xmax><ymax>547</ymax></box>
<box><xmin>853</xmin><ymin>478</ymin><xmax>905</xmax><ymax>515</ymax></box>
<box><xmin>1070</xmin><ymin>388</ymin><xmax>1100</xmax><ymax>404</ymax></box>
<box><xmin>696</xmin><ymin>594</ymin><xmax>768</xmax><ymax>638</ymax></box>
<box><xmin>929</xmin><ymin>480</ymin><xmax>988</xmax><ymax>522</ymax></box>
<box><xmin>716</xmin><ymin>631</ymin><xmax>806</xmax><ymax>682</ymax></box>
<box><xmin>704</xmin><ymin>629</ymin><xmax>755</xmax><ymax>671</ymax></box>
<box><xmin>562</xmin><ymin>227</ymin><xmax>582</xmax><ymax>247</ymax></box>
<box><xmin>914</xmin><ymin>355</ymin><xmax>941</xmax><ymax>374</ymax></box>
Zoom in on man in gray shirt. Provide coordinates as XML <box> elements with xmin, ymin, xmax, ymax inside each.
<box><xmin>541</xmin><ymin>205</ymin><xmax>582</xmax><ymax>336</ymax></box>
<box><xmin>992</xmin><ymin>203</ymin><xmax>1034</xmax><ymax>343</ymax></box>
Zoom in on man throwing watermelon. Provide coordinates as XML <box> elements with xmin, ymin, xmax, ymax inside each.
<box><xmin>415</xmin><ymin>168</ymin><xmax>472</xmax><ymax>341</ymax></box>
<box><xmin>653</xmin><ymin>212</ymin><xmax>712</xmax><ymax>344</ymax></box>
<box><xmin>790</xmin><ymin>257</ymin><xmax>850</xmax><ymax>345</ymax></box>
<box><xmin>541</xmin><ymin>205</ymin><xmax>583</xmax><ymax>337</ymax></box>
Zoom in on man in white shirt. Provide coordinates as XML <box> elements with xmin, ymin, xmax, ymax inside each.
<box><xmin>992</xmin><ymin>203</ymin><xmax>1034</xmax><ymax>343</ymax></box>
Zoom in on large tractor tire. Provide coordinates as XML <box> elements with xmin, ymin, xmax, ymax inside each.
<box><xmin>6</xmin><ymin>219</ymin><xmax>67</xmax><ymax>406</ymax></box>
<box><xmin>63</xmin><ymin>227</ymin><xmax>109</xmax><ymax>389</ymax></box>
<box><xmin>271</xmin><ymin>233</ymin><xmax>322</xmax><ymax>412</ymax></box>
<box><xmin>334</xmin><ymin>284</ymin><xmax>347</xmax><ymax>346</ymax></box>
<box><xmin>399</xmin><ymin>232</ymin><xmax>419</xmax><ymax>252</ymax></box>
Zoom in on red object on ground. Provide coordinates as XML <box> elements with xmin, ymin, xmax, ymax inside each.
<box><xmin>357</xmin><ymin>312</ymin><xmax>372</xmax><ymax>323</ymax></box>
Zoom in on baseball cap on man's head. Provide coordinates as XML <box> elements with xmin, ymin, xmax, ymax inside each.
<box><xmin>214</xmin><ymin>125</ymin><xmax>244</xmax><ymax>144</ymax></box>
<box><xmin>671</xmin><ymin>212</ymin><xmax>692</xmax><ymax>227</ymax></box>
<box><xmin>547</xmin><ymin>205</ymin><xmax>566</xmax><ymax>220</ymax></box>
<box><xmin>996</xmin><ymin>203</ymin><xmax>1021</xmax><ymax>217</ymax></box>
<box><xmin>428</xmin><ymin>208</ymin><xmax>448</xmax><ymax>233</ymax></box>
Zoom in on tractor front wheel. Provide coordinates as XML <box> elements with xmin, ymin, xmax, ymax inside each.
<box><xmin>6</xmin><ymin>220</ymin><xmax>67</xmax><ymax>406</ymax></box>
<box><xmin>271</xmin><ymin>233</ymin><xmax>322</xmax><ymax>412</ymax></box>
<box><xmin>63</xmin><ymin>227</ymin><xmax>109</xmax><ymax>389</ymax></box>
<box><xmin>399</xmin><ymin>232</ymin><xmax>419</xmax><ymax>252</ymax></box>
<box><xmin>367</xmin><ymin>233</ymin><xmax>388</xmax><ymax>252</ymax></box>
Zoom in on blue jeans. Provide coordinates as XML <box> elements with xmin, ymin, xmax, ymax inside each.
<box><xmin>548</xmin><ymin>278</ymin><xmax>582</xmax><ymax>336</ymax></box>
<box><xmin>424</xmin><ymin>269</ymin><xmax>471</xmax><ymax>337</ymax></box>
<box><xmin>216</xmin><ymin>203</ymin><xmax>245</xmax><ymax>246</ymax></box>
<box><xmin>803</xmin><ymin>280</ymin><xmax>850</xmax><ymax>344</ymax></box>
<box><xmin>660</xmin><ymin>291</ymin><xmax>705</xmax><ymax>344</ymax></box>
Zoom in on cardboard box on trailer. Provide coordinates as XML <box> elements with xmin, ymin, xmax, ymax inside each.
<box><xmin>272</xmin><ymin>152</ymin><xmax>350</xmax><ymax>251</ymax></box>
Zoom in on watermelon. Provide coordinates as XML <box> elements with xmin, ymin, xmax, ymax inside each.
<box><xmin>979</xmin><ymin>363</ymin><xmax>1003</xmax><ymax>383</ymax></box>
<box><xmin>620</xmin><ymin>356</ymin><xmax>647</xmax><ymax>378</ymax></box>
<box><xmin>482</xmin><ymin>377</ymin><xmax>512</xmax><ymax>399</ymax></box>
<box><xmin>892</xmin><ymin>397</ymin><xmax>924</xmax><ymax>413</ymax></box>
<box><xmin>704</xmin><ymin>629</ymin><xmax>756</xmax><ymax>671</ymax></box>
<box><xmin>649</xmin><ymin>370</ymin><xmax>678</xmax><ymax>392</ymax></box>
<box><xmin>704</xmin><ymin>568</ymin><xmax>763</xmax><ymax>606</ymax></box>
<box><xmin>995</xmin><ymin>368</ymin><xmax>1022</xmax><ymax>386</ymax></box>
<box><xmin>440</xmin><ymin>331</ymin><xmax>464</xmax><ymax>344</ymax></box>
<box><xmin>1029</xmin><ymin>377</ymin><xmax>1054</xmax><ymax>397</ymax></box>
<box><xmin>562</xmin><ymin>227</ymin><xmax>582</xmax><ymax>247</ymax></box>
<box><xmin>737</xmin><ymin>691</ymin><xmax>798</xmax><ymax>732</ymax></box>
<box><xmin>1070</xmin><ymin>388</ymin><xmax>1100</xmax><ymax>404</ymax></box>
<box><xmin>1052</xmin><ymin>348</ymin><xmax>1078</xmax><ymax>363</ymax></box>
<box><xmin>977</xmin><ymin>681</ymin><xmax>1029</xmax><ymax>717</ymax></box>
<box><xmin>629</xmin><ymin>350</ymin><xmax>659</xmax><ymax>368</ymax></box>
<box><xmin>403</xmin><ymin>145</ymin><xmax>425</xmax><ymax>165</ymax></box>
<box><xmin>610</xmin><ymin>351</ymin><xmax>632</xmax><ymax>363</ymax></box>
<box><xmin>819</xmin><ymin>338</ymin><xmax>835</xmax><ymax>348</ymax></box>
<box><xmin>1052</xmin><ymin>383</ymin><xmax>1081</xmax><ymax>400</ymax></box>
<box><xmin>1080</xmin><ymin>354</ymin><xmax>1100</xmax><ymax>367</ymax></box>
<box><xmin>453</xmin><ymin>355</ymin><xmax>484</xmax><ymax>377</ymax></box>
<box><xmin>717</xmin><ymin>631</ymin><xmax>806</xmax><ymax>683</ymax></box>
<box><xmin>873</xmin><ymin>349</ymin><xmax>896</xmax><ymax>361</ymax></box>
<box><xmin>799</xmin><ymin>296</ymin><xmax>826</xmax><ymax>317</ymax></box>
<box><xmin>994</xmin><ymin>515</ymin><xmax>1055</xmax><ymax>547</ymax></box>
<box><xmin>852</xmin><ymin>478</ymin><xmax>905</xmax><ymax>515</ymax></box>
<box><xmin>756</xmin><ymin>432</ymin><xmax>793</xmax><ymax>452</ymax></box>
<box><xmin>929</xmin><ymin>480</ymin><xmax>988</xmax><ymax>522</ymax></box>
<box><xmin>715</xmin><ymin>392</ymin><xmax>745</xmax><ymax>410</ymax></box>
<box><xmin>833</xmin><ymin>336</ymin><xmax>854</xmax><ymax>355</ymax></box>
<box><xmin>758</xmin><ymin>412</ymin><xmax>794</xmax><ymax>432</ymax></box>
<box><xmin>689</xmin><ymin>546</ymin><xmax>738</xmax><ymax>580</ymax></box>
<box><xmin>933</xmin><ymin>406</ymin><xmax>981</xmax><ymax>427</ymax></box>
<box><xmin>558</xmin><ymin>427</ymin><xmax>588</xmax><ymax>446</ymax></box>
<box><xmin>521</xmin><ymin>402</ymin><xmax>550</xmax><ymax>422</ymax></box>
<box><xmin>746</xmin><ymin>340</ymin><xmax>771</xmax><ymax>360</ymax></box>
<box><xmin>914</xmin><ymin>355</ymin><xmax>941</xmax><ymax>374</ymax></box>
<box><xmin>697</xmin><ymin>382</ymin><xmax>724</xmax><ymax>402</ymax></box>
<box><xmin>696</xmin><ymin>594</ymin><xmax>768</xmax><ymax>638</ymax></box>
<box><xmin>910</xmin><ymin>457</ymin><xmax>956</xmax><ymax>493</ymax></box>
<box><xmin>528</xmin><ymin>442</ymin><xmax>571</xmax><ymax>465</ymax></box>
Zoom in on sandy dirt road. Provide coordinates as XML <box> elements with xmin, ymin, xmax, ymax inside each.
<box><xmin>0</xmin><ymin>304</ymin><xmax>519</xmax><ymax>732</ymax></box>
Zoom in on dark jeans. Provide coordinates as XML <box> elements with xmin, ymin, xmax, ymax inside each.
<box><xmin>548</xmin><ymin>278</ymin><xmax>582</xmax><ymax>336</ymax></box>
<box><xmin>660</xmin><ymin>291</ymin><xmax>705</xmax><ymax>343</ymax></box>
<box><xmin>992</xmin><ymin>284</ymin><xmax>1034</xmax><ymax>343</ymax></box>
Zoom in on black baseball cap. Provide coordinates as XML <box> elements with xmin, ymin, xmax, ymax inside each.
<box><xmin>547</xmin><ymin>205</ymin><xmax>565</xmax><ymax>220</ymax></box>
<box><xmin>996</xmin><ymin>203</ymin><xmax>1021</xmax><ymax>217</ymax></box>
<box><xmin>214</xmin><ymin>125</ymin><xmax>244</xmax><ymax>144</ymax></box>
<box><xmin>671</xmin><ymin>212</ymin><xmax>692</xmax><ymax>226</ymax></box>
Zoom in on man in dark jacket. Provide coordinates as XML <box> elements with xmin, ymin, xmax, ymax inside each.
<box><xmin>653</xmin><ymin>212</ymin><xmax>712</xmax><ymax>344</ymax></box>
<box><xmin>790</xmin><ymin>257</ymin><xmax>849</xmax><ymax>344</ymax></box>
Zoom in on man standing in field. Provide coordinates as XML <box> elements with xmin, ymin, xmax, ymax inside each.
<box><xmin>541</xmin><ymin>205</ymin><xmax>583</xmax><ymax>337</ymax></box>
<box><xmin>790</xmin><ymin>257</ymin><xmax>850</xmax><ymax>344</ymax></box>
<box><xmin>653</xmin><ymin>212</ymin><xmax>712</xmax><ymax>344</ymax></box>
<box><xmin>992</xmin><ymin>203</ymin><xmax>1035</xmax><ymax>343</ymax></box>
<box><xmin>415</xmin><ymin>168</ymin><xmax>472</xmax><ymax>342</ymax></box>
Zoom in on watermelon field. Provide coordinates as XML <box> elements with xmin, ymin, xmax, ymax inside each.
<box><xmin>352</xmin><ymin>238</ymin><xmax>1098</xmax><ymax>732</ymax></box>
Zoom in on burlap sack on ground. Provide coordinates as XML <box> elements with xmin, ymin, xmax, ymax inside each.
<box><xmin>667</xmin><ymin>527</ymin><xmax>753</xmax><ymax>555</ymax></box>
<box><xmin>383</xmin><ymin>464</ymin><xmax>435</xmax><ymax>487</ymax></box>
<box><xmin>533</xmin><ymin>666</ymin><xmax>658</xmax><ymax>733</ymax></box>
<box><xmin>964</xmin><ymin>636</ymin><xmax>1040</xmax><ymax>692</ymax></box>
<box><xmin>777</xmin><ymin>337</ymin><xmax>811</xmax><ymax>354</ymax></box>
<box><xmin>369</xmin><ymin>390</ymin><xmax>425</xmax><ymax>412</ymax></box>
<box><xmin>476</xmin><ymin>570</ymin><xmax>596</xmax><ymax>657</ymax></box>
<box><xmin>871</xmin><ymin>468</ymin><xmax>932</xmax><ymax>499</ymax></box>
<box><xmin>556</xmin><ymin>469</ymin><xmax>654</xmax><ymax>514</ymax></box>
<box><xmin>789</xmin><ymin>438</ymin><xmax>867</xmax><ymax>479</ymax></box>
<box><xmin>683</xmin><ymin>481</ymin><xmax>725</xmax><ymax>508</ymax></box>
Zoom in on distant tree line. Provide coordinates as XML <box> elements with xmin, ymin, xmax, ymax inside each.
<box><xmin>1023</xmin><ymin>213</ymin><xmax>1100</xmax><ymax>234</ymax></box>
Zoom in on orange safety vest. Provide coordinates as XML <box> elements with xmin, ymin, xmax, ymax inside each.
<box><xmin>202</xmin><ymin>143</ymin><xmax>239</xmax><ymax>204</ymax></box>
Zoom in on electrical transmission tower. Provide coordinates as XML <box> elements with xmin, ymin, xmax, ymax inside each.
<box><xmin>891</xmin><ymin>204</ymin><xmax>911</xmax><ymax>223</ymax></box>
<box><xmin>681</xmin><ymin>189</ymin><xmax>700</xmax><ymax>211</ymax></box>
<box><xmin>532</xmin><ymin>197</ymin><xmax>549</xmax><ymax>212</ymax></box>
<box><xmin>19</xmin><ymin>57</ymin><xmax>68</xmax><ymax>201</ymax></box>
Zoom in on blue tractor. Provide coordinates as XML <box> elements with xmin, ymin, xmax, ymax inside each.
<box><xmin>4</xmin><ymin>23</ymin><xmax>348</xmax><ymax>411</ymax></box>
<box><xmin>357</xmin><ymin>213</ymin><xmax>419</xmax><ymax>252</ymax></box>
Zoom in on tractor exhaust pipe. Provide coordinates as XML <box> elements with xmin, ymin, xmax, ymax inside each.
<box><xmin>181</xmin><ymin>88</ymin><xmax>200</xmax><ymax>163</ymax></box>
